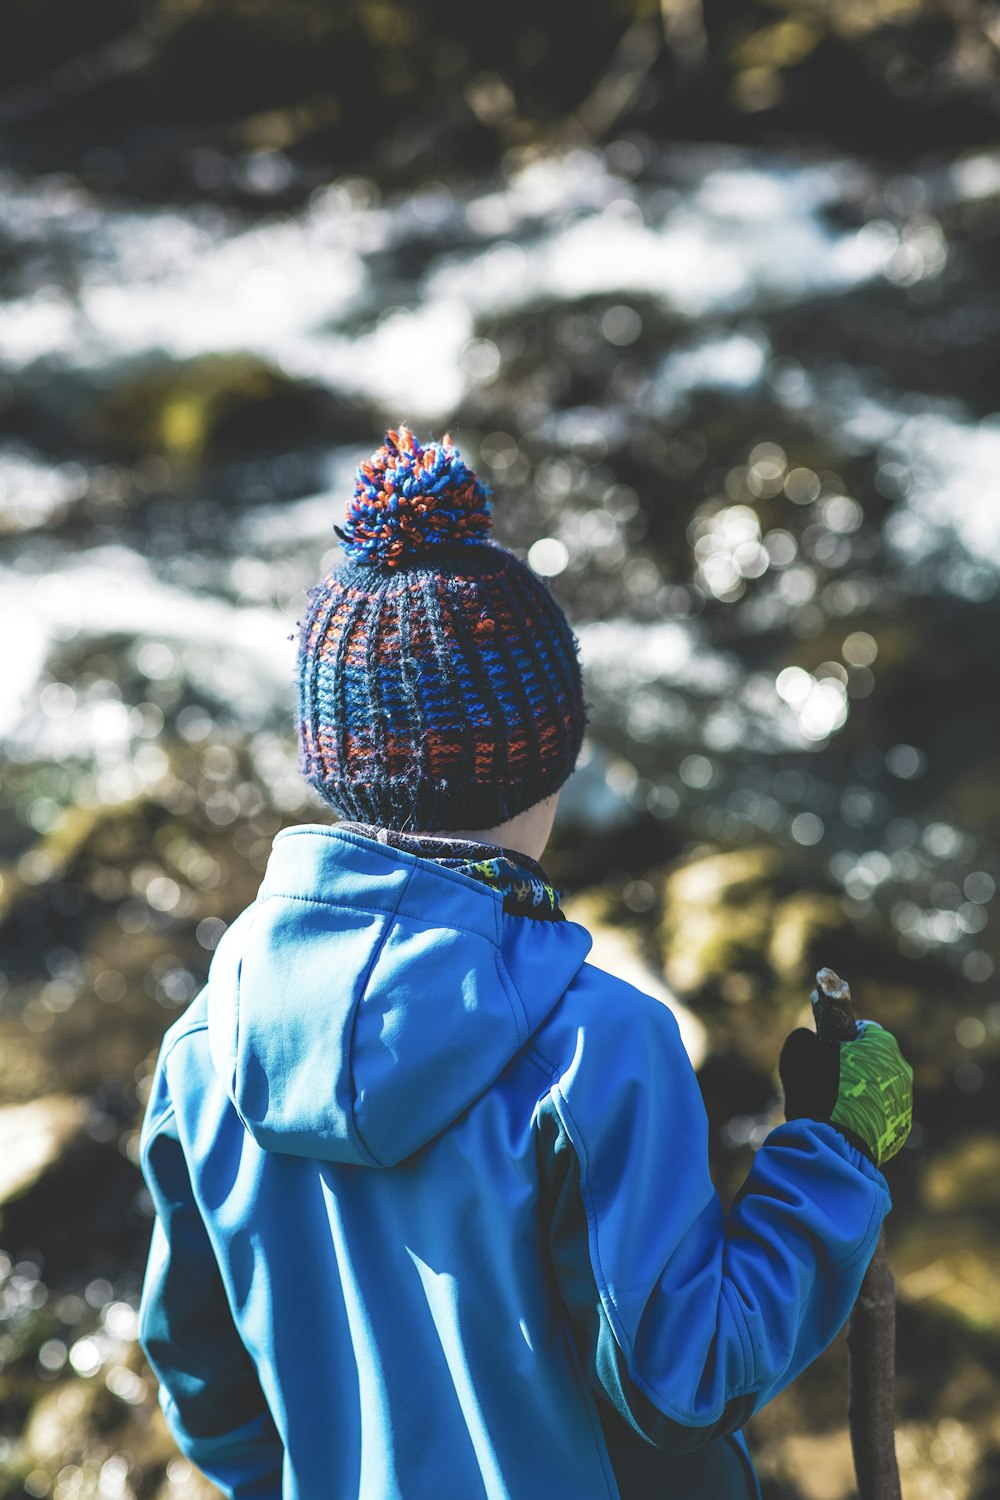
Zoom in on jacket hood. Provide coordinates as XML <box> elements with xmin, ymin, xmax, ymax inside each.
<box><xmin>206</xmin><ymin>824</ymin><xmax>593</xmax><ymax>1167</ymax></box>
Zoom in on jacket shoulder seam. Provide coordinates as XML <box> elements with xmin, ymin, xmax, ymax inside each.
<box><xmin>142</xmin><ymin>1025</ymin><xmax>208</xmax><ymax>1143</ymax></box>
<box><xmin>540</xmin><ymin>1075</ymin><xmax>765</xmax><ymax>1425</ymax></box>
<box><xmin>273</xmin><ymin>824</ymin><xmax>506</xmax><ymax>915</ymax></box>
<box><xmin>830</xmin><ymin>1190</ymin><xmax>886</xmax><ymax>1272</ymax></box>
<box><xmin>493</xmin><ymin>950</ymin><xmax>533</xmax><ymax>1048</ymax></box>
<box><xmin>139</xmin><ymin>1098</ymin><xmax>177</xmax><ymax>1159</ymax></box>
<box><xmin>543</xmin><ymin>1081</ymin><xmax>634</xmax><ymax>1367</ymax></box>
<box><xmin>158</xmin><ymin>1020</ymin><xmax>210</xmax><ymax>1067</ymax></box>
<box><xmin>720</xmin><ymin>1279</ymin><xmax>754</xmax><ymax>1391</ymax></box>
<box><xmin>343</xmin><ymin>863</ymin><xmax>418</xmax><ymax>1168</ymax></box>
<box><xmin>255</xmin><ymin>890</ymin><xmax>497</xmax><ymax>947</ymax></box>
<box><xmin>524</xmin><ymin>1045</ymin><xmax>560</xmax><ymax>1083</ymax></box>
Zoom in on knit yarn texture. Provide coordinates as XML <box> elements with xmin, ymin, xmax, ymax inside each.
<box><xmin>296</xmin><ymin>427</ymin><xmax>586</xmax><ymax>831</ymax></box>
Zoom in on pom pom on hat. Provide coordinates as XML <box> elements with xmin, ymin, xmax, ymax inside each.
<box><xmin>335</xmin><ymin>425</ymin><xmax>492</xmax><ymax>568</ymax></box>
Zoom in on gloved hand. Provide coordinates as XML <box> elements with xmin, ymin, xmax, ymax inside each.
<box><xmin>779</xmin><ymin>1020</ymin><xmax>913</xmax><ymax>1168</ymax></box>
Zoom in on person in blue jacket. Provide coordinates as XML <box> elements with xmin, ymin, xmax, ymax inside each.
<box><xmin>138</xmin><ymin>426</ymin><xmax>913</xmax><ymax>1500</ymax></box>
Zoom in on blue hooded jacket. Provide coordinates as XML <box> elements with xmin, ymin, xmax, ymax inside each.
<box><xmin>138</xmin><ymin>823</ymin><xmax>891</xmax><ymax>1499</ymax></box>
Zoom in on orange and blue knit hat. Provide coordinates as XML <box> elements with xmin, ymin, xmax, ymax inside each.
<box><xmin>296</xmin><ymin>425</ymin><xmax>587</xmax><ymax>831</ymax></box>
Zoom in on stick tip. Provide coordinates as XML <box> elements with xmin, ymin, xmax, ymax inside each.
<box><xmin>814</xmin><ymin>966</ymin><xmax>851</xmax><ymax>1003</ymax></box>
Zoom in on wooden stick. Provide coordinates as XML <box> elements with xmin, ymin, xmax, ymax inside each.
<box><xmin>811</xmin><ymin>968</ymin><xmax>901</xmax><ymax>1500</ymax></box>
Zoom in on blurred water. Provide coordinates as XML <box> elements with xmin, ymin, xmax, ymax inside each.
<box><xmin>3</xmin><ymin>142</ymin><xmax>999</xmax><ymax>955</ymax></box>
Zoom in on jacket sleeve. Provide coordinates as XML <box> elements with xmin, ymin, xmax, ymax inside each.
<box><xmin>533</xmin><ymin>981</ymin><xmax>891</xmax><ymax>1450</ymax></box>
<box><xmin>138</xmin><ymin>1070</ymin><xmax>284</xmax><ymax>1499</ymax></box>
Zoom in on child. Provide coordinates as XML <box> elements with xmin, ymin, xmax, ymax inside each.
<box><xmin>138</xmin><ymin>426</ymin><xmax>912</xmax><ymax>1499</ymax></box>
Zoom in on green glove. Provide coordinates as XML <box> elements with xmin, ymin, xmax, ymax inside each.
<box><xmin>779</xmin><ymin>1020</ymin><xmax>913</xmax><ymax>1168</ymax></box>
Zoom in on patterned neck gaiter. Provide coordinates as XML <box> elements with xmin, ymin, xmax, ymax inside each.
<box><xmin>336</xmin><ymin>821</ymin><xmax>564</xmax><ymax>921</ymax></box>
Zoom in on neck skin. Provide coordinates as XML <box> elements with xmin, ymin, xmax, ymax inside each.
<box><xmin>425</xmin><ymin>791</ymin><xmax>560</xmax><ymax>864</ymax></box>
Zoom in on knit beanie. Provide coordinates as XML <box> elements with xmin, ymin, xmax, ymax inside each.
<box><xmin>296</xmin><ymin>425</ymin><xmax>587</xmax><ymax>831</ymax></box>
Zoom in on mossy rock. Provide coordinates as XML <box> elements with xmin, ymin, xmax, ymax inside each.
<box><xmin>661</xmin><ymin>846</ymin><xmax>855</xmax><ymax>997</ymax></box>
<box><xmin>84</xmin><ymin>353</ymin><xmax>347</xmax><ymax>462</ymax></box>
<box><xmin>942</xmin><ymin>752</ymin><xmax>1000</xmax><ymax>838</ymax></box>
<box><xmin>921</xmin><ymin>1135</ymin><xmax>1000</xmax><ymax>1216</ymax></box>
<box><xmin>768</xmin><ymin>891</ymin><xmax>850</xmax><ymax>988</ymax></box>
<box><xmin>0</xmin><ymin>1095</ymin><xmax>88</xmax><ymax>1211</ymax></box>
<box><xmin>21</xmin><ymin>1379</ymin><xmax>108</xmax><ymax>1466</ymax></box>
<box><xmin>895</xmin><ymin>1217</ymin><xmax>1000</xmax><ymax>1335</ymax></box>
<box><xmin>657</xmin><ymin>846</ymin><xmax>878</xmax><ymax>1076</ymax></box>
<box><xmin>660</xmin><ymin>846</ymin><xmax>784</xmax><ymax>996</ymax></box>
<box><xmin>0</xmin><ymin>803</ymin><xmax>105</xmax><ymax>924</ymax></box>
<box><xmin>562</xmin><ymin>889</ymin><xmax>707</xmax><ymax>1069</ymax></box>
<box><xmin>0</xmin><ymin>1021</ymin><xmax>64</xmax><ymax>1105</ymax></box>
<box><xmin>16</xmin><ymin>1368</ymin><xmax>177</xmax><ymax>1493</ymax></box>
<box><xmin>758</xmin><ymin>1416</ymin><xmax>985</xmax><ymax>1500</ymax></box>
<box><xmin>758</xmin><ymin>1426</ymin><xmax>855</xmax><ymax>1500</ymax></box>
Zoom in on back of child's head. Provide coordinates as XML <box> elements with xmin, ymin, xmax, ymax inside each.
<box><xmin>296</xmin><ymin>425</ymin><xmax>586</xmax><ymax>831</ymax></box>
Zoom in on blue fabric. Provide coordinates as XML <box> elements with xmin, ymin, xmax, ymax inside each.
<box><xmin>139</xmin><ymin>824</ymin><xmax>890</xmax><ymax>1500</ymax></box>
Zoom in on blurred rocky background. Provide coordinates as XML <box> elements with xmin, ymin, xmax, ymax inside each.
<box><xmin>2</xmin><ymin>2</ymin><xmax>1000</xmax><ymax>1496</ymax></box>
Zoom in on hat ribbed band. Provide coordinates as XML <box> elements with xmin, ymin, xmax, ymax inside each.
<box><xmin>297</xmin><ymin>543</ymin><xmax>586</xmax><ymax>831</ymax></box>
